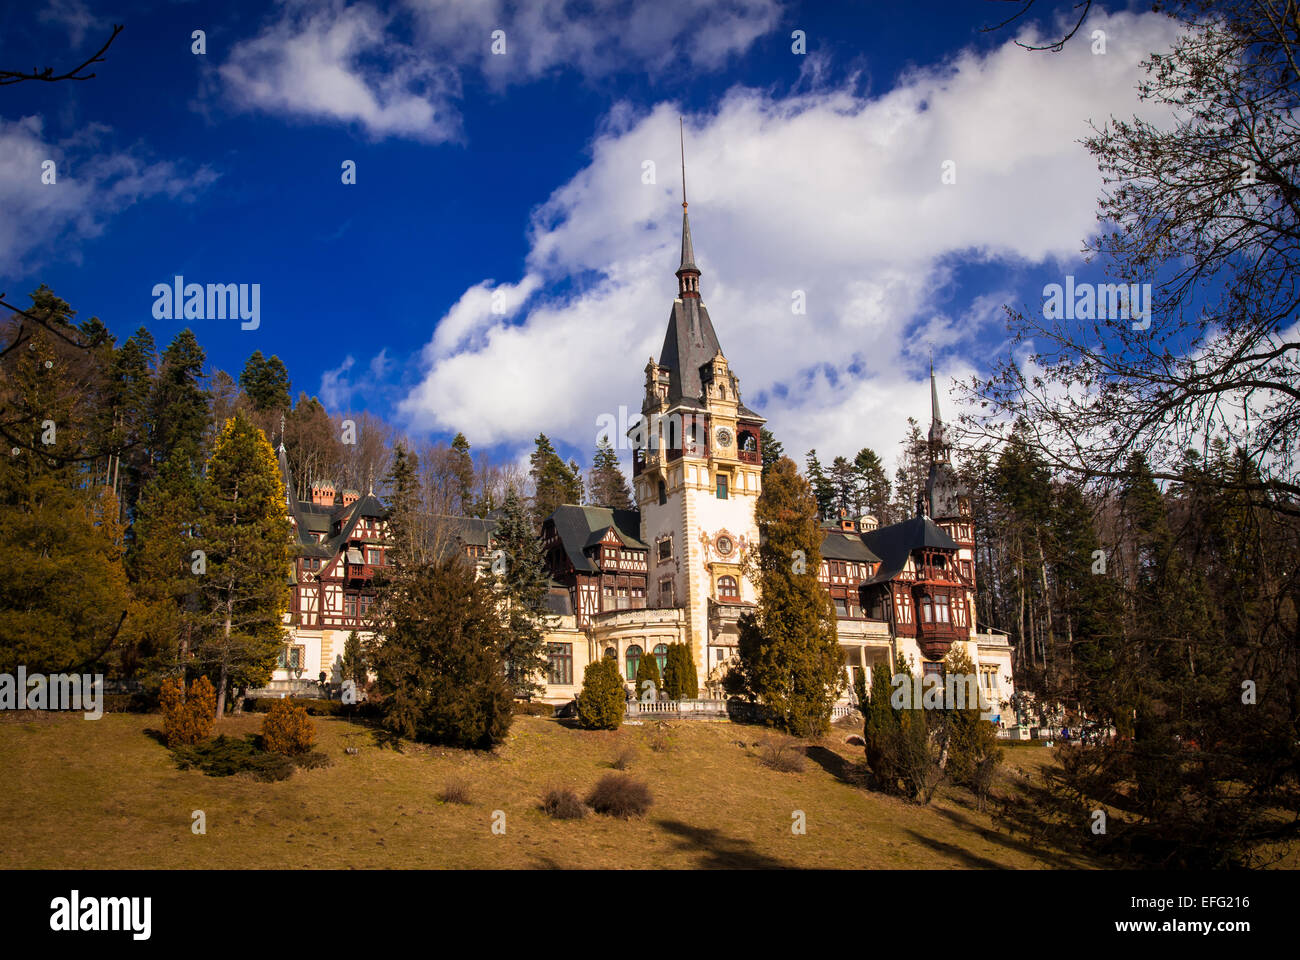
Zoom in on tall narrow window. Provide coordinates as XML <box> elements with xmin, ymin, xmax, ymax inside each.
<box><xmin>625</xmin><ymin>645</ymin><xmax>643</xmax><ymax>681</ymax></box>
<box><xmin>716</xmin><ymin>474</ymin><xmax>728</xmax><ymax>499</ymax></box>
<box><xmin>546</xmin><ymin>643</ymin><xmax>573</xmax><ymax>686</ymax></box>
<box><xmin>654</xmin><ymin>644</ymin><xmax>669</xmax><ymax>672</ymax></box>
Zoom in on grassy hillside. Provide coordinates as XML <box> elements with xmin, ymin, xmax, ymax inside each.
<box><xmin>0</xmin><ymin>711</ymin><xmax>1091</xmax><ymax>869</ymax></box>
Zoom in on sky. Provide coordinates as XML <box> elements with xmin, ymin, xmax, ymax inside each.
<box><xmin>0</xmin><ymin>0</ymin><xmax>1186</xmax><ymax>476</ymax></box>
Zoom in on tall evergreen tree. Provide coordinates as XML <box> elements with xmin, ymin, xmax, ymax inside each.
<box><xmin>729</xmin><ymin>457</ymin><xmax>843</xmax><ymax>736</ymax></box>
<box><xmin>759</xmin><ymin>426</ymin><xmax>784</xmax><ymax>480</ymax></box>
<box><xmin>449</xmin><ymin>432</ymin><xmax>476</xmax><ymax>516</ymax></box>
<box><xmin>239</xmin><ymin>350</ymin><xmax>291</xmax><ymax>413</ymax></box>
<box><xmin>587</xmin><ymin>435</ymin><xmax>632</xmax><ymax>509</ymax></box>
<box><xmin>369</xmin><ymin>553</ymin><xmax>514</xmax><ymax>748</ymax></box>
<box><xmin>197</xmin><ymin>414</ymin><xmax>292</xmax><ymax>717</ymax></box>
<box><xmin>852</xmin><ymin>447</ymin><xmax>891</xmax><ymax>523</ymax></box>
<box><xmin>529</xmin><ymin>433</ymin><xmax>582</xmax><ymax>523</ymax></box>
<box><xmin>494</xmin><ymin>487</ymin><xmax>554</xmax><ymax>698</ymax></box>
<box><xmin>803</xmin><ymin>449</ymin><xmax>835</xmax><ymax>520</ymax></box>
<box><xmin>149</xmin><ymin>329</ymin><xmax>208</xmax><ymax>472</ymax></box>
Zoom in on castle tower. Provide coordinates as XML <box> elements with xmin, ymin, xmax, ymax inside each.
<box><xmin>924</xmin><ymin>364</ymin><xmax>976</xmax><ymax>636</ymax></box>
<box><xmin>630</xmin><ymin>129</ymin><xmax>766</xmax><ymax>686</ymax></box>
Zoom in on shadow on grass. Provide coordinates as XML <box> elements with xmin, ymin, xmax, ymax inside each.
<box><xmin>805</xmin><ymin>745</ymin><xmax>870</xmax><ymax>787</ymax></box>
<box><xmin>143</xmin><ymin>727</ymin><xmax>168</xmax><ymax>747</ymax></box>
<box><xmin>900</xmin><ymin>828</ymin><xmax>1010</xmax><ymax>869</ymax></box>
<box><xmin>655</xmin><ymin>819</ymin><xmax>793</xmax><ymax>869</ymax></box>
<box><xmin>930</xmin><ymin>800</ymin><xmax>1094</xmax><ymax>869</ymax></box>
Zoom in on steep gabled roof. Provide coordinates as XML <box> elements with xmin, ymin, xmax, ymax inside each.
<box><xmin>860</xmin><ymin>515</ymin><xmax>958</xmax><ymax>584</ymax></box>
<box><xmin>548</xmin><ymin>504</ymin><xmax>645</xmax><ymax>573</ymax></box>
<box><xmin>819</xmin><ymin>530</ymin><xmax>882</xmax><ymax>564</ymax></box>
<box><xmin>658</xmin><ymin>297</ymin><xmax>723</xmax><ymax>407</ymax></box>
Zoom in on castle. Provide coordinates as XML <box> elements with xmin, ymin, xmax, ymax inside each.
<box><xmin>268</xmin><ymin>190</ymin><xmax>1016</xmax><ymax>723</ymax></box>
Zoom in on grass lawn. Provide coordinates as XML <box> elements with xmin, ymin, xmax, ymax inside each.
<box><xmin>0</xmin><ymin>710</ymin><xmax>1096</xmax><ymax>869</ymax></box>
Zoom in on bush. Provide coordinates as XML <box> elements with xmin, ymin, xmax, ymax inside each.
<box><xmin>649</xmin><ymin>721</ymin><xmax>676</xmax><ymax>753</ymax></box>
<box><xmin>611</xmin><ymin>746</ymin><xmax>638</xmax><ymax>770</ymax></box>
<box><xmin>101</xmin><ymin>692</ymin><xmax>152</xmax><ymax>713</ymax></box>
<box><xmin>662</xmin><ymin>643</ymin><xmax>699</xmax><ymax>700</ymax></box>
<box><xmin>758</xmin><ymin>735</ymin><xmax>807</xmax><ymax>773</ymax></box>
<box><xmin>542</xmin><ymin>787</ymin><xmax>588</xmax><ymax>820</ymax></box>
<box><xmin>245</xmin><ymin>697</ymin><xmax>344</xmax><ymax>716</ymax></box>
<box><xmin>171</xmin><ymin>735</ymin><xmax>295</xmax><ymax>782</ymax></box>
<box><xmin>512</xmin><ymin>700</ymin><xmax>554</xmax><ymax>717</ymax></box>
<box><xmin>261</xmin><ymin>699</ymin><xmax>315</xmax><ymax>755</ymax></box>
<box><xmin>160</xmin><ymin>676</ymin><xmax>215</xmax><ymax>747</ymax></box>
<box><xmin>439</xmin><ymin>779</ymin><xmax>472</xmax><ymax>804</ymax></box>
<box><xmin>586</xmin><ymin>774</ymin><xmax>653</xmax><ymax>818</ymax></box>
<box><xmin>634</xmin><ymin>648</ymin><xmax>661</xmax><ymax>700</ymax></box>
<box><xmin>576</xmin><ymin>658</ymin><xmax>625</xmax><ymax>731</ymax></box>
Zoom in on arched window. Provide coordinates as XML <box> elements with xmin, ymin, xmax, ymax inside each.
<box><xmin>654</xmin><ymin>643</ymin><xmax>669</xmax><ymax>672</ymax></box>
<box><xmin>739</xmin><ymin>431</ymin><xmax>757</xmax><ymax>452</ymax></box>
<box><xmin>604</xmin><ymin>647</ymin><xmax>616</xmax><ymax>661</ymax></box>
<box><xmin>625</xmin><ymin>645</ymin><xmax>643</xmax><ymax>681</ymax></box>
<box><xmin>718</xmin><ymin>576</ymin><xmax>739</xmax><ymax>599</ymax></box>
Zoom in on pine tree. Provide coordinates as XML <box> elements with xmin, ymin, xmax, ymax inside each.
<box><xmin>852</xmin><ymin>447</ymin><xmax>891</xmax><ymax>523</ymax></box>
<box><xmin>342</xmin><ymin>630</ymin><xmax>367</xmax><ymax>685</ymax></box>
<box><xmin>369</xmin><ymin>554</ymin><xmax>514</xmax><ymax>748</ymax></box>
<box><xmin>529</xmin><ymin>434</ymin><xmax>582</xmax><ymax>523</ymax></box>
<box><xmin>495</xmin><ymin>486</ymin><xmax>554</xmax><ymax>699</ymax></box>
<box><xmin>759</xmin><ymin>427</ymin><xmax>784</xmax><ymax>480</ymax></box>
<box><xmin>197</xmin><ymin>414</ymin><xmax>292</xmax><ymax>717</ymax></box>
<box><xmin>863</xmin><ymin>653</ymin><xmax>906</xmax><ymax>790</ymax></box>
<box><xmin>830</xmin><ymin>456</ymin><xmax>857</xmax><ymax>516</ymax></box>
<box><xmin>149</xmin><ymin>329</ymin><xmax>209</xmax><ymax>473</ymax></box>
<box><xmin>730</xmin><ymin>457</ymin><xmax>843</xmax><ymax>736</ymax></box>
<box><xmin>634</xmin><ymin>645</ymin><xmax>661</xmax><ymax>699</ymax></box>
<box><xmin>587</xmin><ymin>435</ymin><xmax>632</xmax><ymax>509</ymax></box>
<box><xmin>889</xmin><ymin>419</ymin><xmax>928</xmax><ymax>520</ymax></box>
<box><xmin>803</xmin><ymin>449</ymin><xmax>835</xmax><ymax>520</ymax></box>
<box><xmin>449</xmin><ymin>432</ymin><xmax>476</xmax><ymax>516</ymax></box>
<box><xmin>123</xmin><ymin>452</ymin><xmax>204</xmax><ymax>680</ymax></box>
<box><xmin>239</xmin><ymin>350</ymin><xmax>292</xmax><ymax>413</ymax></box>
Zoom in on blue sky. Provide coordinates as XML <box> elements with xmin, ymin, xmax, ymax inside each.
<box><xmin>1</xmin><ymin>0</ymin><xmax>1183</xmax><ymax>473</ymax></box>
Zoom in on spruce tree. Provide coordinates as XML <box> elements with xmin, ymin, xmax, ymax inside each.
<box><xmin>587</xmin><ymin>435</ymin><xmax>632</xmax><ymax>509</ymax></box>
<box><xmin>449</xmin><ymin>432</ymin><xmax>475</xmax><ymax>516</ymax></box>
<box><xmin>239</xmin><ymin>350</ymin><xmax>292</xmax><ymax>413</ymax></box>
<box><xmin>852</xmin><ymin>447</ymin><xmax>891</xmax><ymax>523</ymax></box>
<box><xmin>197</xmin><ymin>413</ymin><xmax>292</xmax><ymax>717</ymax></box>
<box><xmin>529</xmin><ymin>434</ymin><xmax>582</xmax><ymax>523</ymax></box>
<box><xmin>803</xmin><ymin>449</ymin><xmax>835</xmax><ymax>520</ymax></box>
<box><xmin>577</xmin><ymin>657</ymin><xmax>625</xmax><ymax>730</ymax></box>
<box><xmin>634</xmin><ymin>645</ymin><xmax>661</xmax><ymax>699</ymax></box>
<box><xmin>759</xmin><ymin>427</ymin><xmax>783</xmax><ymax>480</ymax></box>
<box><xmin>149</xmin><ymin>329</ymin><xmax>209</xmax><ymax>473</ymax></box>
<box><xmin>494</xmin><ymin>486</ymin><xmax>554</xmax><ymax>699</ymax></box>
<box><xmin>731</xmin><ymin>457</ymin><xmax>843</xmax><ymax>736</ymax></box>
<box><xmin>368</xmin><ymin>554</ymin><xmax>514</xmax><ymax>748</ymax></box>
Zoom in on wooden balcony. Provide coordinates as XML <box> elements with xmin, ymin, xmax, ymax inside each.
<box><xmin>738</xmin><ymin>449</ymin><xmax>761</xmax><ymax>465</ymax></box>
<box><xmin>345</xmin><ymin>563</ymin><xmax>376</xmax><ymax>581</ymax></box>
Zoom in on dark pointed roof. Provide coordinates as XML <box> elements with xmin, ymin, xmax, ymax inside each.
<box><xmin>861</xmin><ymin>515</ymin><xmax>958</xmax><ymax>584</ymax></box>
<box><xmin>546</xmin><ymin>504</ymin><xmax>646</xmax><ymax>573</ymax></box>
<box><xmin>659</xmin><ymin>298</ymin><xmax>722</xmax><ymax>407</ymax></box>
<box><xmin>678</xmin><ymin>206</ymin><xmax>698</xmax><ymax>273</ymax></box>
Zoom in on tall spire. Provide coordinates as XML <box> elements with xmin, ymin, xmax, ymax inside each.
<box><xmin>928</xmin><ymin>361</ymin><xmax>947</xmax><ymax>447</ymax></box>
<box><xmin>676</xmin><ymin>117</ymin><xmax>700</xmax><ymax>298</ymax></box>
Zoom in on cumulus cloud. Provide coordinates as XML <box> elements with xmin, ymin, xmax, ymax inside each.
<box><xmin>0</xmin><ymin>116</ymin><xmax>218</xmax><ymax>275</ymax></box>
<box><xmin>398</xmin><ymin>10</ymin><xmax>1183</xmax><ymax>468</ymax></box>
<box><xmin>217</xmin><ymin>0</ymin><xmax>781</xmax><ymax>142</ymax></box>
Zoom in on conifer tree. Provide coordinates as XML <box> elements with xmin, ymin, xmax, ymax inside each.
<box><xmin>730</xmin><ymin>457</ymin><xmax>843</xmax><ymax>736</ymax></box>
<box><xmin>449</xmin><ymin>432</ymin><xmax>476</xmax><ymax>515</ymax></box>
<box><xmin>197</xmin><ymin>414</ymin><xmax>292</xmax><ymax>717</ymax></box>
<box><xmin>852</xmin><ymin>447</ymin><xmax>891</xmax><ymax>523</ymax></box>
<box><xmin>634</xmin><ymin>645</ymin><xmax>661</xmax><ymax>699</ymax></box>
<box><xmin>803</xmin><ymin>449</ymin><xmax>835</xmax><ymax>520</ymax></box>
<box><xmin>342</xmin><ymin>630</ymin><xmax>367</xmax><ymax>685</ymax></box>
<box><xmin>239</xmin><ymin>350</ymin><xmax>292</xmax><ymax>413</ymax></box>
<box><xmin>759</xmin><ymin>427</ymin><xmax>783</xmax><ymax>480</ymax></box>
<box><xmin>587</xmin><ymin>435</ymin><xmax>632</xmax><ymax>509</ymax></box>
<box><xmin>576</xmin><ymin>657</ymin><xmax>625</xmax><ymax>730</ymax></box>
<box><xmin>494</xmin><ymin>486</ymin><xmax>554</xmax><ymax>699</ymax></box>
<box><xmin>529</xmin><ymin>433</ymin><xmax>582</xmax><ymax>523</ymax></box>
<box><xmin>369</xmin><ymin>554</ymin><xmax>514</xmax><ymax>748</ymax></box>
<box><xmin>149</xmin><ymin>330</ymin><xmax>209</xmax><ymax>472</ymax></box>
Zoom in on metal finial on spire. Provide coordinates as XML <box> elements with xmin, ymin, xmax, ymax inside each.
<box><xmin>278</xmin><ymin>411</ymin><xmax>286</xmax><ymax>452</ymax></box>
<box><xmin>680</xmin><ymin>116</ymin><xmax>687</xmax><ymax>210</ymax></box>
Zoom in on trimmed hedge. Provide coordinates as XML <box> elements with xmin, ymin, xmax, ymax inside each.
<box><xmin>245</xmin><ymin>697</ymin><xmax>347</xmax><ymax>717</ymax></box>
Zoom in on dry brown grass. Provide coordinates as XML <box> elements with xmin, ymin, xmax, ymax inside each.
<box><xmin>0</xmin><ymin>712</ymin><xmax>1126</xmax><ymax>869</ymax></box>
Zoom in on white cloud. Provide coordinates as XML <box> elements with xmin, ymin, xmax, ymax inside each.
<box><xmin>399</xmin><ymin>10</ymin><xmax>1184</xmax><ymax>470</ymax></box>
<box><xmin>217</xmin><ymin>0</ymin><xmax>781</xmax><ymax>142</ymax></box>
<box><xmin>0</xmin><ymin>116</ymin><xmax>217</xmax><ymax>275</ymax></box>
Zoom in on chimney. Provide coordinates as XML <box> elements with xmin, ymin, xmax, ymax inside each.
<box><xmin>311</xmin><ymin>480</ymin><xmax>335</xmax><ymax>507</ymax></box>
<box><xmin>342</xmin><ymin>489</ymin><xmax>360</xmax><ymax>507</ymax></box>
